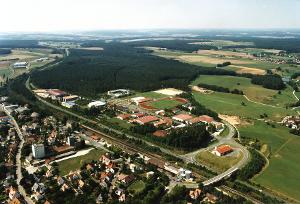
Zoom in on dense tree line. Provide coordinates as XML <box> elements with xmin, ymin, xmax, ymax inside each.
<box><xmin>162</xmin><ymin>123</ymin><xmax>212</xmax><ymax>150</ymax></box>
<box><xmin>216</xmin><ymin>61</ymin><xmax>231</xmax><ymax>67</ymax></box>
<box><xmin>251</xmin><ymin>74</ymin><xmax>285</xmax><ymax>90</ymax></box>
<box><xmin>31</xmin><ymin>43</ymin><xmax>202</xmax><ymax>96</ymax></box>
<box><xmin>125</xmin><ymin>39</ymin><xmax>218</xmax><ymax>52</ymax></box>
<box><xmin>131</xmin><ymin>124</ymin><xmax>156</xmax><ymax>135</ymax></box>
<box><xmin>238</xmin><ymin>149</ymin><xmax>266</xmax><ymax>180</ymax></box>
<box><xmin>0</xmin><ymin>40</ymin><xmax>42</xmax><ymax>48</ymax></box>
<box><xmin>291</xmin><ymin>72</ymin><xmax>300</xmax><ymax>79</ymax></box>
<box><xmin>0</xmin><ymin>49</ymin><xmax>12</xmax><ymax>55</ymax></box>
<box><xmin>198</xmin><ymin>83</ymin><xmax>244</xmax><ymax>95</ymax></box>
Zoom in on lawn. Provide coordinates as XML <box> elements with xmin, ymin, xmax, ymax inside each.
<box><xmin>149</xmin><ymin>99</ymin><xmax>182</xmax><ymax>109</ymax></box>
<box><xmin>192</xmin><ymin>91</ymin><xmax>294</xmax><ymax>121</ymax></box>
<box><xmin>107</xmin><ymin>117</ymin><xmax>134</xmax><ymax>129</ymax></box>
<box><xmin>192</xmin><ymin>75</ymin><xmax>297</xmax><ymax>107</ymax></box>
<box><xmin>58</xmin><ymin>149</ymin><xmax>105</xmax><ymax>176</ymax></box>
<box><xmin>219</xmin><ymin>125</ymin><xmax>229</xmax><ymax>137</ymax></box>
<box><xmin>128</xmin><ymin>180</ymin><xmax>146</xmax><ymax>194</ymax></box>
<box><xmin>239</xmin><ymin>121</ymin><xmax>300</xmax><ymax>202</ymax></box>
<box><xmin>195</xmin><ymin>150</ymin><xmax>243</xmax><ymax>172</ymax></box>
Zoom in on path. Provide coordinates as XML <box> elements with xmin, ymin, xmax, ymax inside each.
<box><xmin>243</xmin><ymin>95</ymin><xmax>280</xmax><ymax>108</ymax></box>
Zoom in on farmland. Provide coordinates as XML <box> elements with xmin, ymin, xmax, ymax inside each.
<box><xmin>150</xmin><ymin>47</ymin><xmax>300</xmax><ymax>76</ymax></box>
<box><xmin>192</xmin><ymin>75</ymin><xmax>297</xmax><ymax>107</ymax></box>
<box><xmin>192</xmin><ymin>91</ymin><xmax>294</xmax><ymax>121</ymax></box>
<box><xmin>0</xmin><ymin>48</ymin><xmax>62</xmax><ymax>84</ymax></box>
<box><xmin>239</xmin><ymin>121</ymin><xmax>300</xmax><ymax>201</ymax></box>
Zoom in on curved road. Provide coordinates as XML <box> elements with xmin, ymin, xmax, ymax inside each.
<box><xmin>181</xmin><ymin>120</ymin><xmax>250</xmax><ymax>186</ymax></box>
<box><xmin>1</xmin><ymin>106</ymin><xmax>34</xmax><ymax>204</ymax></box>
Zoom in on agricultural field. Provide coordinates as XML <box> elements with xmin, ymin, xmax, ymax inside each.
<box><xmin>188</xmin><ymin>40</ymin><xmax>254</xmax><ymax>47</ymax></box>
<box><xmin>239</xmin><ymin>121</ymin><xmax>300</xmax><ymax>201</ymax></box>
<box><xmin>0</xmin><ymin>48</ymin><xmax>62</xmax><ymax>84</ymax></box>
<box><xmin>195</xmin><ymin>149</ymin><xmax>243</xmax><ymax>172</ymax></box>
<box><xmin>151</xmin><ymin>47</ymin><xmax>300</xmax><ymax>75</ymax></box>
<box><xmin>192</xmin><ymin>75</ymin><xmax>297</xmax><ymax>107</ymax></box>
<box><xmin>57</xmin><ymin>149</ymin><xmax>105</xmax><ymax>176</ymax></box>
<box><xmin>192</xmin><ymin>91</ymin><xmax>294</xmax><ymax>121</ymax></box>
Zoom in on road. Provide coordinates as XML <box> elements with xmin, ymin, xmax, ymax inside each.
<box><xmin>181</xmin><ymin>120</ymin><xmax>250</xmax><ymax>186</ymax></box>
<box><xmin>1</xmin><ymin>106</ymin><xmax>34</xmax><ymax>204</ymax></box>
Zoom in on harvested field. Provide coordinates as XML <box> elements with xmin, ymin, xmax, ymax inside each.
<box><xmin>154</xmin><ymin>88</ymin><xmax>183</xmax><ymax>96</ymax></box>
<box><xmin>192</xmin><ymin>85</ymin><xmax>214</xmax><ymax>94</ymax></box>
<box><xmin>219</xmin><ymin>114</ymin><xmax>250</xmax><ymax>126</ymax></box>
<box><xmin>196</xmin><ymin>49</ymin><xmax>254</xmax><ymax>58</ymax></box>
<box><xmin>178</xmin><ymin>55</ymin><xmax>252</xmax><ymax>65</ymax></box>
<box><xmin>229</xmin><ymin>65</ymin><xmax>266</xmax><ymax>75</ymax></box>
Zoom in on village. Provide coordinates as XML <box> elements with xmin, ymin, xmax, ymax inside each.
<box><xmin>0</xmin><ymin>96</ymin><xmax>238</xmax><ymax>204</ymax></box>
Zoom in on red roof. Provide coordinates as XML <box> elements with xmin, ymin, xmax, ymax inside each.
<box><xmin>189</xmin><ymin>115</ymin><xmax>214</xmax><ymax>124</ymax></box>
<box><xmin>135</xmin><ymin>115</ymin><xmax>159</xmax><ymax>124</ymax></box>
<box><xmin>131</xmin><ymin>113</ymin><xmax>145</xmax><ymax>118</ymax></box>
<box><xmin>215</xmin><ymin>145</ymin><xmax>233</xmax><ymax>154</ymax></box>
<box><xmin>47</xmin><ymin>89</ymin><xmax>67</xmax><ymax>96</ymax></box>
<box><xmin>172</xmin><ymin>114</ymin><xmax>193</xmax><ymax>121</ymax></box>
<box><xmin>117</xmin><ymin>114</ymin><xmax>131</xmax><ymax>120</ymax></box>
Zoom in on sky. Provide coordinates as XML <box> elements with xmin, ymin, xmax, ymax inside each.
<box><xmin>1</xmin><ymin>0</ymin><xmax>300</xmax><ymax>32</ymax></box>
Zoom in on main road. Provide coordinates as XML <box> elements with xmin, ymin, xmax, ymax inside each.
<box><xmin>1</xmin><ymin>106</ymin><xmax>34</xmax><ymax>204</ymax></box>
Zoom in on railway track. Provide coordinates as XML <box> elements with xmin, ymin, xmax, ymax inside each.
<box><xmin>220</xmin><ymin>185</ymin><xmax>264</xmax><ymax>204</ymax></box>
<box><xmin>81</xmin><ymin>124</ymin><xmax>266</xmax><ymax>204</ymax></box>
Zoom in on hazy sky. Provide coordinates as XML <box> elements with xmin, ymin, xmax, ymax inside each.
<box><xmin>1</xmin><ymin>0</ymin><xmax>300</xmax><ymax>32</ymax></box>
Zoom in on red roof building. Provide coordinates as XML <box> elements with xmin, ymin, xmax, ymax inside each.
<box><xmin>135</xmin><ymin>115</ymin><xmax>159</xmax><ymax>125</ymax></box>
<box><xmin>188</xmin><ymin>115</ymin><xmax>214</xmax><ymax>124</ymax></box>
<box><xmin>172</xmin><ymin>113</ymin><xmax>193</xmax><ymax>122</ymax></box>
<box><xmin>212</xmin><ymin>145</ymin><xmax>233</xmax><ymax>156</ymax></box>
<box><xmin>116</xmin><ymin>114</ymin><xmax>131</xmax><ymax>120</ymax></box>
<box><xmin>47</xmin><ymin>89</ymin><xmax>67</xmax><ymax>97</ymax></box>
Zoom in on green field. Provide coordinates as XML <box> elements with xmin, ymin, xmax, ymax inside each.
<box><xmin>149</xmin><ymin>99</ymin><xmax>182</xmax><ymax>109</ymax></box>
<box><xmin>196</xmin><ymin>150</ymin><xmax>243</xmax><ymax>172</ymax></box>
<box><xmin>107</xmin><ymin>117</ymin><xmax>134</xmax><ymax>129</ymax></box>
<box><xmin>129</xmin><ymin>91</ymin><xmax>166</xmax><ymax>99</ymax></box>
<box><xmin>58</xmin><ymin>149</ymin><xmax>105</xmax><ymax>176</ymax></box>
<box><xmin>192</xmin><ymin>75</ymin><xmax>297</xmax><ymax>107</ymax></box>
<box><xmin>192</xmin><ymin>91</ymin><xmax>294</xmax><ymax>121</ymax></box>
<box><xmin>128</xmin><ymin>180</ymin><xmax>146</xmax><ymax>194</ymax></box>
<box><xmin>239</xmin><ymin>121</ymin><xmax>300</xmax><ymax>201</ymax></box>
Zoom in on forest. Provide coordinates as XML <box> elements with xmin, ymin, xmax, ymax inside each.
<box><xmin>0</xmin><ymin>49</ymin><xmax>12</xmax><ymax>55</ymax></box>
<box><xmin>251</xmin><ymin>74</ymin><xmax>285</xmax><ymax>90</ymax></box>
<box><xmin>31</xmin><ymin>42</ymin><xmax>204</xmax><ymax>96</ymax></box>
<box><xmin>197</xmin><ymin>83</ymin><xmax>244</xmax><ymax>95</ymax></box>
<box><xmin>162</xmin><ymin>123</ymin><xmax>212</xmax><ymax>150</ymax></box>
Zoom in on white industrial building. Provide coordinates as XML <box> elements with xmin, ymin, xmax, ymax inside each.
<box><xmin>107</xmin><ymin>89</ymin><xmax>130</xmax><ymax>98</ymax></box>
<box><xmin>32</xmin><ymin>144</ymin><xmax>45</xmax><ymax>159</ymax></box>
<box><xmin>13</xmin><ymin>62</ymin><xmax>28</xmax><ymax>68</ymax></box>
<box><xmin>87</xmin><ymin>101</ymin><xmax>106</xmax><ymax>108</ymax></box>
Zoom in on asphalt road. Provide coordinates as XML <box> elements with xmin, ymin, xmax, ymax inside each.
<box><xmin>1</xmin><ymin>106</ymin><xmax>34</xmax><ymax>204</ymax></box>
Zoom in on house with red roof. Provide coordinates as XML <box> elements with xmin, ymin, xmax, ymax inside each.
<box><xmin>134</xmin><ymin>115</ymin><xmax>159</xmax><ymax>125</ymax></box>
<box><xmin>211</xmin><ymin>145</ymin><xmax>233</xmax><ymax>156</ymax></box>
<box><xmin>172</xmin><ymin>113</ymin><xmax>193</xmax><ymax>123</ymax></box>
